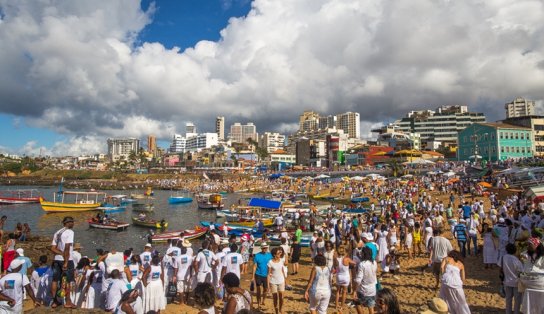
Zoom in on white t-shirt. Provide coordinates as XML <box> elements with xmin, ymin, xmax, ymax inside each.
<box><xmin>355</xmin><ymin>260</ymin><xmax>377</xmax><ymax>297</ymax></box>
<box><xmin>106</xmin><ymin>278</ymin><xmax>128</xmax><ymax>310</ymax></box>
<box><xmin>140</xmin><ymin>251</ymin><xmax>152</xmax><ymax>267</ymax></box>
<box><xmin>222</xmin><ymin>252</ymin><xmax>243</xmax><ymax>279</ymax></box>
<box><xmin>267</xmin><ymin>259</ymin><xmax>285</xmax><ymax>285</ymax></box>
<box><xmin>72</xmin><ymin>251</ymin><xmax>82</xmax><ymax>266</ymax></box>
<box><xmin>196</xmin><ymin>250</ymin><xmax>217</xmax><ymax>273</ymax></box>
<box><xmin>174</xmin><ymin>254</ymin><xmax>194</xmax><ymax>281</ymax></box>
<box><xmin>0</xmin><ymin>273</ymin><xmax>30</xmax><ymax>307</ymax></box>
<box><xmin>51</xmin><ymin>228</ymin><xmax>74</xmax><ymax>261</ymax></box>
<box><xmin>167</xmin><ymin>247</ymin><xmax>181</xmax><ymax>258</ymax></box>
<box><xmin>215</xmin><ymin>251</ymin><xmax>227</xmax><ymax>283</ymax></box>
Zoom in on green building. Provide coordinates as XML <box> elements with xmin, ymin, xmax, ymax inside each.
<box><xmin>457</xmin><ymin>123</ymin><xmax>532</xmax><ymax>161</ymax></box>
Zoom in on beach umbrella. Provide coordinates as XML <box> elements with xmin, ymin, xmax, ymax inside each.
<box><xmin>314</xmin><ymin>174</ymin><xmax>330</xmax><ymax>179</ymax></box>
<box><xmin>351</xmin><ymin>176</ymin><xmax>364</xmax><ymax>181</ymax></box>
<box><xmin>443</xmin><ymin>171</ymin><xmax>456</xmax><ymax>177</ymax></box>
<box><xmin>447</xmin><ymin>178</ymin><xmax>460</xmax><ymax>183</ymax></box>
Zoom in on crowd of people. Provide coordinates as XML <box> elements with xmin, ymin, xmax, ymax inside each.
<box><xmin>2</xmin><ymin>163</ymin><xmax>544</xmax><ymax>313</ymax></box>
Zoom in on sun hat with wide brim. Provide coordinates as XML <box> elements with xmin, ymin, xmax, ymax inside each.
<box><xmin>420</xmin><ymin>297</ymin><xmax>448</xmax><ymax>314</ymax></box>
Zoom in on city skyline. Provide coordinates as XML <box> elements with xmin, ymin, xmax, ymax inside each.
<box><xmin>0</xmin><ymin>0</ymin><xmax>543</xmax><ymax>156</ymax></box>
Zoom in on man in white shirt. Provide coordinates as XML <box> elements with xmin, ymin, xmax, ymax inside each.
<box><xmin>0</xmin><ymin>259</ymin><xmax>40</xmax><ymax>312</ymax></box>
<box><xmin>214</xmin><ymin>240</ymin><xmax>229</xmax><ymax>288</ymax></box>
<box><xmin>194</xmin><ymin>240</ymin><xmax>217</xmax><ymax>284</ymax></box>
<box><xmin>105</xmin><ymin>269</ymin><xmax>127</xmax><ymax>311</ymax></box>
<box><xmin>173</xmin><ymin>246</ymin><xmax>194</xmax><ymax>304</ymax></box>
<box><xmin>50</xmin><ymin>216</ymin><xmax>76</xmax><ymax>308</ymax></box>
<box><xmin>222</xmin><ymin>244</ymin><xmax>244</xmax><ymax>280</ymax></box>
<box><xmin>140</xmin><ymin>244</ymin><xmax>153</xmax><ymax>268</ymax></box>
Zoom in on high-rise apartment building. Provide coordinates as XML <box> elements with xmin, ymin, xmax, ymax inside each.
<box><xmin>107</xmin><ymin>138</ymin><xmax>140</xmax><ymax>161</ymax></box>
<box><xmin>229</xmin><ymin>122</ymin><xmax>258</xmax><ymax>144</ymax></box>
<box><xmin>185</xmin><ymin>122</ymin><xmax>197</xmax><ymax>137</ymax></box>
<box><xmin>259</xmin><ymin>132</ymin><xmax>286</xmax><ymax>153</ymax></box>
<box><xmin>297</xmin><ymin>110</ymin><xmax>360</xmax><ymax>139</ymax></box>
<box><xmin>216</xmin><ymin>116</ymin><xmax>225</xmax><ymax>141</ymax></box>
<box><xmin>147</xmin><ymin>135</ymin><xmax>156</xmax><ymax>154</ymax></box>
<box><xmin>393</xmin><ymin>105</ymin><xmax>485</xmax><ymax>146</ymax></box>
<box><xmin>169</xmin><ymin>134</ymin><xmax>186</xmax><ymax>153</ymax></box>
<box><xmin>505</xmin><ymin>97</ymin><xmax>536</xmax><ymax>118</ymax></box>
<box><xmin>336</xmin><ymin>112</ymin><xmax>360</xmax><ymax>138</ymax></box>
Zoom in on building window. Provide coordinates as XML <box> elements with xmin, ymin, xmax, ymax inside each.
<box><xmin>515</xmin><ymin>133</ymin><xmax>519</xmax><ymax>139</ymax></box>
<box><xmin>501</xmin><ymin>147</ymin><xmax>504</xmax><ymax>153</ymax></box>
<box><xmin>491</xmin><ymin>133</ymin><xmax>495</xmax><ymax>140</ymax></box>
<box><xmin>492</xmin><ymin>147</ymin><xmax>496</xmax><ymax>153</ymax></box>
<box><xmin>506</xmin><ymin>147</ymin><xmax>510</xmax><ymax>153</ymax></box>
<box><xmin>510</xmin><ymin>132</ymin><xmax>514</xmax><ymax>139</ymax></box>
<box><xmin>522</xmin><ymin>147</ymin><xmax>525</xmax><ymax>154</ymax></box>
<box><xmin>516</xmin><ymin>147</ymin><xmax>520</xmax><ymax>153</ymax></box>
<box><xmin>521</xmin><ymin>133</ymin><xmax>524</xmax><ymax>140</ymax></box>
<box><xmin>500</xmin><ymin>132</ymin><xmax>503</xmax><ymax>139</ymax></box>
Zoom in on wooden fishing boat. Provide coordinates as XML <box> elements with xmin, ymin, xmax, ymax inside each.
<box><xmin>151</xmin><ymin>226</ymin><xmax>208</xmax><ymax>242</ymax></box>
<box><xmin>87</xmin><ymin>218</ymin><xmax>129</xmax><ymax>231</ymax></box>
<box><xmin>197</xmin><ymin>193</ymin><xmax>224</xmax><ymax>209</ymax></box>
<box><xmin>131</xmin><ymin>203</ymin><xmax>154</xmax><ymax>212</ymax></box>
<box><xmin>0</xmin><ymin>189</ymin><xmax>41</xmax><ymax>205</ymax></box>
<box><xmin>132</xmin><ymin>217</ymin><xmax>168</xmax><ymax>229</ymax></box>
<box><xmin>96</xmin><ymin>195</ymin><xmax>127</xmax><ymax>213</ymax></box>
<box><xmin>228</xmin><ymin>218</ymin><xmax>274</xmax><ymax>228</ymax></box>
<box><xmin>168</xmin><ymin>196</ymin><xmax>193</xmax><ymax>204</ymax></box>
<box><xmin>40</xmin><ymin>190</ymin><xmax>106</xmax><ymax>213</ymax></box>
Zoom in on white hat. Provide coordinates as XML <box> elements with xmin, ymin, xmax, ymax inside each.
<box><xmin>182</xmin><ymin>239</ymin><xmax>192</xmax><ymax>248</ymax></box>
<box><xmin>16</xmin><ymin>248</ymin><xmax>24</xmax><ymax>257</ymax></box>
<box><xmin>261</xmin><ymin>242</ymin><xmax>269</xmax><ymax>248</ymax></box>
<box><xmin>499</xmin><ymin>217</ymin><xmax>505</xmax><ymax>223</ymax></box>
<box><xmin>145</xmin><ymin>243</ymin><xmax>152</xmax><ymax>248</ymax></box>
<box><xmin>9</xmin><ymin>259</ymin><xmax>25</xmax><ymax>271</ymax></box>
<box><xmin>220</xmin><ymin>239</ymin><xmax>229</xmax><ymax>245</ymax></box>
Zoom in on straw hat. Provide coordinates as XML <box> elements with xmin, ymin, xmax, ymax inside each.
<box><xmin>420</xmin><ymin>298</ymin><xmax>448</xmax><ymax>314</ymax></box>
<box><xmin>182</xmin><ymin>239</ymin><xmax>192</xmax><ymax>248</ymax></box>
<box><xmin>74</xmin><ymin>243</ymin><xmax>83</xmax><ymax>250</ymax></box>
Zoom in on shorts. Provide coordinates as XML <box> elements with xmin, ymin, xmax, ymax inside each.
<box><xmin>357</xmin><ymin>292</ymin><xmax>376</xmax><ymax>307</ymax></box>
<box><xmin>254</xmin><ymin>275</ymin><xmax>268</xmax><ymax>288</ymax></box>
<box><xmin>270</xmin><ymin>282</ymin><xmax>285</xmax><ymax>293</ymax></box>
<box><xmin>309</xmin><ymin>290</ymin><xmax>331</xmax><ymax>314</ymax></box>
<box><xmin>197</xmin><ymin>271</ymin><xmax>213</xmax><ymax>284</ymax></box>
<box><xmin>177</xmin><ymin>279</ymin><xmax>190</xmax><ymax>292</ymax></box>
<box><xmin>432</xmin><ymin>262</ymin><xmax>441</xmax><ymax>276</ymax></box>
<box><xmin>52</xmin><ymin>260</ymin><xmax>75</xmax><ymax>282</ymax></box>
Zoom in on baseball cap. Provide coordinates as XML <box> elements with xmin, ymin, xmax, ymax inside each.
<box><xmin>63</xmin><ymin>216</ymin><xmax>75</xmax><ymax>224</ymax></box>
<box><xmin>8</xmin><ymin>259</ymin><xmax>25</xmax><ymax>271</ymax></box>
<box><xmin>15</xmin><ymin>248</ymin><xmax>24</xmax><ymax>256</ymax></box>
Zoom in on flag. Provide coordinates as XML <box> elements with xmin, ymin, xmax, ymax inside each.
<box><xmin>203</xmin><ymin>172</ymin><xmax>210</xmax><ymax>180</ymax></box>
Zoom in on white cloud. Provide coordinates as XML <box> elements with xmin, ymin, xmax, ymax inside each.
<box><xmin>0</xmin><ymin>0</ymin><xmax>543</xmax><ymax>155</ymax></box>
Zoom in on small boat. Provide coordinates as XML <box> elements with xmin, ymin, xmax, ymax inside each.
<box><xmin>0</xmin><ymin>189</ymin><xmax>41</xmax><ymax>205</ymax></box>
<box><xmin>197</xmin><ymin>193</ymin><xmax>224</xmax><ymax>209</ymax></box>
<box><xmin>132</xmin><ymin>217</ymin><xmax>168</xmax><ymax>229</ymax></box>
<box><xmin>342</xmin><ymin>208</ymin><xmax>369</xmax><ymax>214</ymax></box>
<box><xmin>151</xmin><ymin>226</ymin><xmax>208</xmax><ymax>242</ymax></box>
<box><xmin>168</xmin><ymin>196</ymin><xmax>193</xmax><ymax>204</ymax></box>
<box><xmin>228</xmin><ymin>218</ymin><xmax>274</xmax><ymax>228</ymax></box>
<box><xmin>97</xmin><ymin>195</ymin><xmax>127</xmax><ymax>213</ymax></box>
<box><xmin>269</xmin><ymin>234</ymin><xmax>312</xmax><ymax>247</ymax></box>
<box><xmin>88</xmin><ymin>218</ymin><xmax>130</xmax><ymax>231</ymax></box>
<box><xmin>41</xmin><ymin>190</ymin><xmax>107</xmax><ymax>213</ymax></box>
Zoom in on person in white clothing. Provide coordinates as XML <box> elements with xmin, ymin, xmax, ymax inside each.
<box><xmin>50</xmin><ymin>216</ymin><xmax>77</xmax><ymax>309</ymax></box>
<box><xmin>173</xmin><ymin>246</ymin><xmax>194</xmax><ymax>305</ymax></box>
<box><xmin>268</xmin><ymin>247</ymin><xmax>286</xmax><ymax>314</ymax></box>
<box><xmin>105</xmin><ymin>269</ymin><xmax>128</xmax><ymax>311</ymax></box>
<box><xmin>194</xmin><ymin>240</ymin><xmax>218</xmax><ymax>284</ymax></box>
<box><xmin>354</xmin><ymin>247</ymin><xmax>378</xmax><ymax>313</ymax></box>
<box><xmin>0</xmin><ymin>259</ymin><xmax>40</xmax><ymax>312</ymax></box>
<box><xmin>222</xmin><ymin>244</ymin><xmax>243</xmax><ymax>280</ymax></box>
<box><xmin>500</xmin><ymin>243</ymin><xmax>523</xmax><ymax>314</ymax></box>
<box><xmin>304</xmin><ymin>254</ymin><xmax>332</xmax><ymax>314</ymax></box>
<box><xmin>139</xmin><ymin>244</ymin><xmax>153</xmax><ymax>268</ymax></box>
<box><xmin>142</xmin><ymin>255</ymin><xmax>166</xmax><ymax>312</ymax></box>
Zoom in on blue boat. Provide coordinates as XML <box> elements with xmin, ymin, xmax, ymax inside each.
<box><xmin>351</xmin><ymin>197</ymin><xmax>370</xmax><ymax>203</ymax></box>
<box><xmin>269</xmin><ymin>234</ymin><xmax>311</xmax><ymax>247</ymax></box>
<box><xmin>98</xmin><ymin>195</ymin><xmax>128</xmax><ymax>213</ymax></box>
<box><xmin>199</xmin><ymin>221</ymin><xmax>263</xmax><ymax>237</ymax></box>
<box><xmin>342</xmin><ymin>208</ymin><xmax>368</xmax><ymax>214</ymax></box>
<box><xmin>168</xmin><ymin>196</ymin><xmax>193</xmax><ymax>204</ymax></box>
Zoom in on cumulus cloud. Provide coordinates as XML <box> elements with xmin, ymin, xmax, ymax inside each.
<box><xmin>0</xmin><ymin>0</ymin><xmax>543</xmax><ymax>156</ymax></box>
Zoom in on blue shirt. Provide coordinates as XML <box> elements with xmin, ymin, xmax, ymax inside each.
<box><xmin>16</xmin><ymin>256</ymin><xmax>32</xmax><ymax>275</ymax></box>
<box><xmin>253</xmin><ymin>252</ymin><xmax>272</xmax><ymax>277</ymax></box>
<box><xmin>365</xmin><ymin>242</ymin><xmax>378</xmax><ymax>261</ymax></box>
<box><xmin>454</xmin><ymin>224</ymin><xmax>467</xmax><ymax>241</ymax></box>
<box><xmin>462</xmin><ymin>205</ymin><xmax>472</xmax><ymax>218</ymax></box>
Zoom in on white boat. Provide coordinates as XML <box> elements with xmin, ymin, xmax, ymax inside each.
<box><xmin>197</xmin><ymin>193</ymin><xmax>224</xmax><ymax>209</ymax></box>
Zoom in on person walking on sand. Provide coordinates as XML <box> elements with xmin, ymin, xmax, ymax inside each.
<box><xmin>439</xmin><ymin>250</ymin><xmax>470</xmax><ymax>314</ymax></box>
<box><xmin>354</xmin><ymin>247</ymin><xmax>378</xmax><ymax>314</ymax></box>
<box><xmin>500</xmin><ymin>243</ymin><xmax>522</xmax><ymax>314</ymax></box>
<box><xmin>268</xmin><ymin>247</ymin><xmax>287</xmax><ymax>314</ymax></box>
<box><xmin>429</xmin><ymin>228</ymin><xmax>452</xmax><ymax>290</ymax></box>
<box><xmin>305</xmin><ymin>254</ymin><xmax>332</xmax><ymax>314</ymax></box>
<box><xmin>252</xmin><ymin>242</ymin><xmax>272</xmax><ymax>309</ymax></box>
<box><xmin>334</xmin><ymin>245</ymin><xmax>356</xmax><ymax>311</ymax></box>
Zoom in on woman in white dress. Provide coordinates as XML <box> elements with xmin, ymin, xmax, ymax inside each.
<box><xmin>142</xmin><ymin>255</ymin><xmax>166</xmax><ymax>313</ymax></box>
<box><xmin>323</xmin><ymin>241</ymin><xmax>335</xmax><ymax>270</ymax></box>
<box><xmin>439</xmin><ymin>250</ymin><xmax>470</xmax><ymax>314</ymax></box>
<box><xmin>481</xmin><ymin>224</ymin><xmax>498</xmax><ymax>268</ymax></box>
<box><xmin>333</xmin><ymin>246</ymin><xmax>356</xmax><ymax>311</ymax></box>
<box><xmin>305</xmin><ymin>254</ymin><xmax>332</xmax><ymax>314</ymax></box>
<box><xmin>376</xmin><ymin>224</ymin><xmax>390</xmax><ymax>271</ymax></box>
<box><xmin>127</xmin><ymin>255</ymin><xmax>145</xmax><ymax>302</ymax></box>
<box><xmin>222</xmin><ymin>272</ymin><xmax>251</xmax><ymax>314</ymax></box>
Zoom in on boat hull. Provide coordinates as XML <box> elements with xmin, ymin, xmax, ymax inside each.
<box><xmin>168</xmin><ymin>197</ymin><xmax>193</xmax><ymax>204</ymax></box>
<box><xmin>197</xmin><ymin>202</ymin><xmax>224</xmax><ymax>209</ymax></box>
<box><xmin>228</xmin><ymin>218</ymin><xmax>274</xmax><ymax>228</ymax></box>
<box><xmin>40</xmin><ymin>200</ymin><xmax>101</xmax><ymax>213</ymax></box>
<box><xmin>0</xmin><ymin>197</ymin><xmax>41</xmax><ymax>205</ymax></box>
<box><xmin>132</xmin><ymin>217</ymin><xmax>168</xmax><ymax>229</ymax></box>
<box><xmin>88</xmin><ymin>220</ymin><xmax>129</xmax><ymax>231</ymax></box>
<box><xmin>151</xmin><ymin>227</ymin><xmax>207</xmax><ymax>242</ymax></box>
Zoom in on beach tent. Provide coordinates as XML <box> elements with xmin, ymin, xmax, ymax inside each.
<box><xmin>443</xmin><ymin>171</ymin><xmax>456</xmax><ymax>177</ymax></box>
<box><xmin>524</xmin><ymin>186</ymin><xmax>544</xmax><ymax>200</ymax></box>
<box><xmin>248</xmin><ymin>198</ymin><xmax>282</xmax><ymax>210</ymax></box>
<box><xmin>269</xmin><ymin>173</ymin><xmax>284</xmax><ymax>180</ymax></box>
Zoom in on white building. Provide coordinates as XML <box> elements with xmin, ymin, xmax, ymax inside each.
<box><xmin>336</xmin><ymin>112</ymin><xmax>360</xmax><ymax>138</ymax></box>
<box><xmin>259</xmin><ymin>132</ymin><xmax>286</xmax><ymax>153</ymax></box>
<box><xmin>185</xmin><ymin>122</ymin><xmax>197</xmax><ymax>138</ymax></box>
<box><xmin>107</xmin><ymin>138</ymin><xmax>140</xmax><ymax>161</ymax></box>
<box><xmin>185</xmin><ymin>133</ymin><xmax>219</xmax><ymax>152</ymax></box>
<box><xmin>297</xmin><ymin>110</ymin><xmax>360</xmax><ymax>138</ymax></box>
<box><xmin>505</xmin><ymin>97</ymin><xmax>536</xmax><ymax>118</ymax></box>
<box><xmin>229</xmin><ymin>122</ymin><xmax>258</xmax><ymax>143</ymax></box>
<box><xmin>169</xmin><ymin>134</ymin><xmax>187</xmax><ymax>153</ymax></box>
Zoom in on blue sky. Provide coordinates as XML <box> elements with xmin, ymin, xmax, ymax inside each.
<box><xmin>0</xmin><ymin>0</ymin><xmax>252</xmax><ymax>155</ymax></box>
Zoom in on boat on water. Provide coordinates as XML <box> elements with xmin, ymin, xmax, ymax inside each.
<box><xmin>199</xmin><ymin>221</ymin><xmax>263</xmax><ymax>237</ymax></box>
<box><xmin>228</xmin><ymin>218</ymin><xmax>274</xmax><ymax>228</ymax></box>
<box><xmin>96</xmin><ymin>195</ymin><xmax>127</xmax><ymax>213</ymax></box>
<box><xmin>40</xmin><ymin>190</ymin><xmax>107</xmax><ymax>213</ymax></box>
<box><xmin>87</xmin><ymin>218</ymin><xmax>130</xmax><ymax>231</ymax></box>
<box><xmin>168</xmin><ymin>196</ymin><xmax>193</xmax><ymax>204</ymax></box>
<box><xmin>130</xmin><ymin>187</ymin><xmax>154</xmax><ymax>199</ymax></box>
<box><xmin>350</xmin><ymin>197</ymin><xmax>370</xmax><ymax>203</ymax></box>
<box><xmin>131</xmin><ymin>202</ymin><xmax>154</xmax><ymax>212</ymax></box>
<box><xmin>132</xmin><ymin>217</ymin><xmax>168</xmax><ymax>229</ymax></box>
<box><xmin>0</xmin><ymin>189</ymin><xmax>41</xmax><ymax>205</ymax></box>
<box><xmin>151</xmin><ymin>226</ymin><xmax>208</xmax><ymax>242</ymax></box>
<box><xmin>197</xmin><ymin>193</ymin><xmax>224</xmax><ymax>209</ymax></box>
